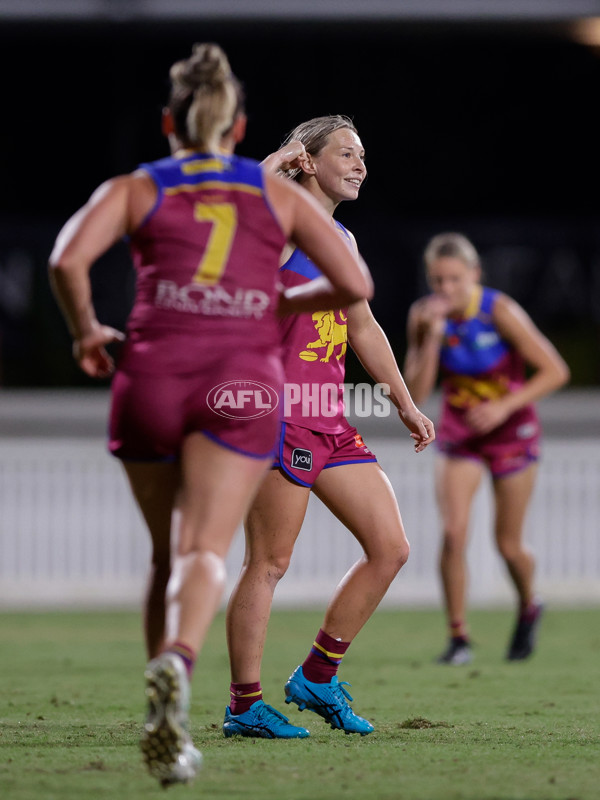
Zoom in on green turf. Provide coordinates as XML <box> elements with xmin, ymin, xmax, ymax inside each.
<box><xmin>1</xmin><ymin>607</ymin><xmax>599</xmax><ymax>800</ymax></box>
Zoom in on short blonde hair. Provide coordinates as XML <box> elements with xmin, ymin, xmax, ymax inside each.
<box><xmin>424</xmin><ymin>232</ymin><xmax>480</xmax><ymax>269</ymax></box>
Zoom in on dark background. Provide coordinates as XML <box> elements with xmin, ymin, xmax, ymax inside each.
<box><xmin>1</xmin><ymin>16</ymin><xmax>599</xmax><ymax>387</ymax></box>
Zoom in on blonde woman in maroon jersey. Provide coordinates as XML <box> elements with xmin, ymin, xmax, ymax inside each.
<box><xmin>224</xmin><ymin>116</ymin><xmax>434</xmax><ymax>740</ymax></box>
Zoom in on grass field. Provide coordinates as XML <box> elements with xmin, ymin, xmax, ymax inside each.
<box><xmin>1</xmin><ymin>607</ymin><xmax>599</xmax><ymax>800</ymax></box>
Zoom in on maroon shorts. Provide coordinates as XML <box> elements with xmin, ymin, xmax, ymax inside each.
<box><xmin>273</xmin><ymin>420</ymin><xmax>377</xmax><ymax>487</ymax></box>
<box><xmin>109</xmin><ymin>365</ymin><xmax>283</xmax><ymax>462</ymax></box>
<box><xmin>437</xmin><ymin>409</ymin><xmax>540</xmax><ymax>478</ymax></box>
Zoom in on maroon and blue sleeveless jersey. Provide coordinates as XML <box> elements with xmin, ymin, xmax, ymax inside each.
<box><xmin>122</xmin><ymin>150</ymin><xmax>287</xmax><ymax>373</ymax></box>
<box><xmin>278</xmin><ymin>221</ymin><xmax>352</xmax><ymax>433</ymax></box>
<box><xmin>438</xmin><ymin>286</ymin><xmax>538</xmax><ymax>444</ymax></box>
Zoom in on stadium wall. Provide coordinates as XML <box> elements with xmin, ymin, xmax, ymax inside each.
<box><xmin>0</xmin><ymin>390</ymin><xmax>598</xmax><ymax>609</ymax></box>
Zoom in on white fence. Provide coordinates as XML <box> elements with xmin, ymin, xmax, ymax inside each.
<box><xmin>1</xmin><ymin>433</ymin><xmax>599</xmax><ymax>609</ymax></box>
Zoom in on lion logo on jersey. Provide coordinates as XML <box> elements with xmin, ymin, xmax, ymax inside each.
<box><xmin>299</xmin><ymin>310</ymin><xmax>348</xmax><ymax>363</ymax></box>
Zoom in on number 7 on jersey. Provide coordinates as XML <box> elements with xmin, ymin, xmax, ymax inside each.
<box><xmin>193</xmin><ymin>202</ymin><xmax>237</xmax><ymax>284</ymax></box>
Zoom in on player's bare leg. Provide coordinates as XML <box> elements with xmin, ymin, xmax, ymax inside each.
<box><xmin>493</xmin><ymin>464</ymin><xmax>538</xmax><ymax>604</ymax></box>
<box><xmin>226</xmin><ymin>469</ymin><xmax>311</xmax><ymax>685</ymax></box>
<box><xmin>282</xmin><ymin>462</ymin><xmax>408</xmax><ymax>736</ymax></box>
<box><xmin>122</xmin><ymin>461</ymin><xmax>180</xmax><ymax>658</ymax></box>
<box><xmin>168</xmin><ymin>434</ymin><xmax>272</xmax><ymax>655</ymax></box>
<box><xmin>434</xmin><ymin>456</ymin><xmax>483</xmax><ymax>663</ymax></box>
<box><xmin>127</xmin><ymin>434</ymin><xmax>271</xmax><ymax>783</ymax></box>
<box><xmin>223</xmin><ymin>470</ymin><xmax>312</xmax><ymax>740</ymax></box>
<box><xmin>312</xmin><ymin>462</ymin><xmax>409</xmax><ymax>641</ymax></box>
<box><xmin>493</xmin><ymin>463</ymin><xmax>543</xmax><ymax>660</ymax></box>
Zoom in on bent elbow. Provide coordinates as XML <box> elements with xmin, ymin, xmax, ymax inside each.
<box><xmin>557</xmin><ymin>360</ymin><xmax>571</xmax><ymax>389</ymax></box>
<box><xmin>348</xmin><ymin>282</ymin><xmax>373</xmax><ymax>305</ymax></box>
<box><xmin>48</xmin><ymin>243</ymin><xmax>78</xmax><ymax>278</ymax></box>
<box><xmin>336</xmin><ymin>274</ymin><xmax>373</xmax><ymax>307</ymax></box>
<box><xmin>48</xmin><ymin>256</ymin><xmax>70</xmax><ymax>287</ymax></box>
<box><xmin>353</xmin><ymin>272</ymin><xmax>374</xmax><ymax>303</ymax></box>
<box><xmin>48</xmin><ymin>256</ymin><xmax>67</xmax><ymax>278</ymax></box>
<box><xmin>345</xmin><ymin>286</ymin><xmax>373</xmax><ymax>307</ymax></box>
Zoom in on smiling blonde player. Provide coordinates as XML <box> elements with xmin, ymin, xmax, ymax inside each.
<box><xmin>223</xmin><ymin>116</ymin><xmax>434</xmax><ymax>739</ymax></box>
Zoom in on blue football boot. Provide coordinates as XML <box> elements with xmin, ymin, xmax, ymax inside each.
<box><xmin>284</xmin><ymin>666</ymin><xmax>374</xmax><ymax>735</ymax></box>
<box><xmin>223</xmin><ymin>699</ymin><xmax>310</xmax><ymax>739</ymax></box>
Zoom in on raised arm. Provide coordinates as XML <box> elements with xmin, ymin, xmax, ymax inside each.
<box><xmin>348</xmin><ymin>300</ymin><xmax>435</xmax><ymax>453</ymax></box>
<box><xmin>403</xmin><ymin>295</ymin><xmax>450</xmax><ymax>405</ymax></box>
<box><xmin>465</xmin><ymin>294</ymin><xmax>570</xmax><ymax>435</ymax></box>
<box><xmin>261</xmin><ymin>140</ymin><xmax>307</xmax><ymax>175</ymax></box>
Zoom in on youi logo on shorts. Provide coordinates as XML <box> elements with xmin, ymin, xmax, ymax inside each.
<box><xmin>207</xmin><ymin>381</ymin><xmax>279</xmax><ymax>419</ymax></box>
<box><xmin>291</xmin><ymin>448</ymin><xmax>313</xmax><ymax>471</ymax></box>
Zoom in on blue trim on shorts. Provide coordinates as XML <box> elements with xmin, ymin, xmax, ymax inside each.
<box><xmin>272</xmin><ymin>422</ymin><xmax>312</xmax><ymax>487</ymax></box>
<box><xmin>435</xmin><ymin>445</ymin><xmax>484</xmax><ymax>466</ymax></box>
<box><xmin>322</xmin><ymin>458</ymin><xmax>378</xmax><ymax>470</ymax></box>
<box><xmin>492</xmin><ymin>453</ymin><xmax>539</xmax><ymax>479</ymax></box>
<box><xmin>109</xmin><ymin>432</ymin><xmax>273</xmax><ymax>463</ymax></box>
<box><xmin>436</xmin><ymin>445</ymin><xmax>539</xmax><ymax>479</ymax></box>
<box><xmin>202</xmin><ymin>430</ymin><xmax>275</xmax><ymax>460</ymax></box>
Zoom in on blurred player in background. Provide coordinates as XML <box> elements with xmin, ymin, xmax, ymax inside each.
<box><xmin>223</xmin><ymin>115</ymin><xmax>434</xmax><ymax>740</ymax></box>
<box><xmin>48</xmin><ymin>46</ymin><xmax>373</xmax><ymax>786</ymax></box>
<box><xmin>404</xmin><ymin>232</ymin><xmax>569</xmax><ymax>665</ymax></box>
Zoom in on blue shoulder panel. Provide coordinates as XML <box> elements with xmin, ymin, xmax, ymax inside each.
<box><xmin>281</xmin><ymin>218</ymin><xmax>351</xmax><ymax>280</ymax></box>
<box><xmin>281</xmin><ymin>249</ymin><xmax>322</xmax><ymax>280</ymax></box>
<box><xmin>139</xmin><ymin>153</ymin><xmax>263</xmax><ymax>191</ymax></box>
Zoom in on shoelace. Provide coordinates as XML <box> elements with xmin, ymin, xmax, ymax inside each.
<box><xmin>260</xmin><ymin>703</ymin><xmax>291</xmax><ymax>723</ymax></box>
<box><xmin>330</xmin><ymin>680</ymin><xmax>354</xmax><ymax>705</ymax></box>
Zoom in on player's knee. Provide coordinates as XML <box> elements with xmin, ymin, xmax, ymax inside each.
<box><xmin>441</xmin><ymin>528</ymin><xmax>467</xmax><ymax>556</ymax></box>
<box><xmin>376</xmin><ymin>536</ymin><xmax>410</xmax><ymax>575</ymax></box>
<box><xmin>244</xmin><ymin>544</ymin><xmax>293</xmax><ymax>582</ymax></box>
<box><xmin>496</xmin><ymin>539</ymin><xmax>521</xmax><ymax>563</ymax></box>
<box><xmin>266</xmin><ymin>552</ymin><xmax>292</xmax><ymax>582</ymax></box>
<box><xmin>176</xmin><ymin>548</ymin><xmax>226</xmax><ymax>583</ymax></box>
<box><xmin>395</xmin><ymin>538</ymin><xmax>410</xmax><ymax>570</ymax></box>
